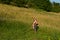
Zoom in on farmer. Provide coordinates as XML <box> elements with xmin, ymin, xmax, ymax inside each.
<box><xmin>32</xmin><ymin>17</ymin><xmax>38</xmax><ymax>32</ymax></box>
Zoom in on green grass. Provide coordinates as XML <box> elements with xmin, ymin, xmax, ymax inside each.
<box><xmin>0</xmin><ymin>4</ymin><xmax>60</xmax><ymax>40</ymax></box>
<box><xmin>0</xmin><ymin>20</ymin><xmax>60</xmax><ymax>40</ymax></box>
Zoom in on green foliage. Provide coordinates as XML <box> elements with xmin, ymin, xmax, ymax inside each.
<box><xmin>51</xmin><ymin>2</ymin><xmax>60</xmax><ymax>12</ymax></box>
<box><xmin>0</xmin><ymin>0</ymin><xmax>60</xmax><ymax>12</ymax></box>
<box><xmin>0</xmin><ymin>0</ymin><xmax>52</xmax><ymax>11</ymax></box>
<box><xmin>31</xmin><ymin>0</ymin><xmax>52</xmax><ymax>11</ymax></box>
<box><xmin>0</xmin><ymin>0</ymin><xmax>11</xmax><ymax>4</ymax></box>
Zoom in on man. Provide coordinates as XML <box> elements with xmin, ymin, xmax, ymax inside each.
<box><xmin>32</xmin><ymin>17</ymin><xmax>38</xmax><ymax>32</ymax></box>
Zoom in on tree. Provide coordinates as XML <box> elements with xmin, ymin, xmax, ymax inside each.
<box><xmin>51</xmin><ymin>2</ymin><xmax>60</xmax><ymax>12</ymax></box>
<box><xmin>0</xmin><ymin>0</ymin><xmax>52</xmax><ymax>12</ymax></box>
<box><xmin>31</xmin><ymin>0</ymin><xmax>52</xmax><ymax>11</ymax></box>
<box><xmin>0</xmin><ymin>0</ymin><xmax>12</xmax><ymax>4</ymax></box>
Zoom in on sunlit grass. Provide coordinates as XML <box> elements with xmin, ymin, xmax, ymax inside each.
<box><xmin>0</xmin><ymin>4</ymin><xmax>60</xmax><ymax>40</ymax></box>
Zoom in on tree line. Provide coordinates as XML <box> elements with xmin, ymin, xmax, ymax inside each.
<box><xmin>0</xmin><ymin>0</ymin><xmax>60</xmax><ymax>12</ymax></box>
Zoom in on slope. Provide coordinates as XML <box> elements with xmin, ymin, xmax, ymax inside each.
<box><xmin>0</xmin><ymin>4</ymin><xmax>60</xmax><ymax>40</ymax></box>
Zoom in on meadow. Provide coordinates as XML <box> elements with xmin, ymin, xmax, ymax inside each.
<box><xmin>0</xmin><ymin>4</ymin><xmax>60</xmax><ymax>40</ymax></box>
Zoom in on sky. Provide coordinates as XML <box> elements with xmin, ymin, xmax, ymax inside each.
<box><xmin>50</xmin><ymin>0</ymin><xmax>60</xmax><ymax>3</ymax></box>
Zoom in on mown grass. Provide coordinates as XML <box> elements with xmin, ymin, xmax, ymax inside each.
<box><xmin>0</xmin><ymin>4</ymin><xmax>60</xmax><ymax>40</ymax></box>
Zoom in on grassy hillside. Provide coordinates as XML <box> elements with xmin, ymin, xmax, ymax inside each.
<box><xmin>0</xmin><ymin>4</ymin><xmax>60</xmax><ymax>40</ymax></box>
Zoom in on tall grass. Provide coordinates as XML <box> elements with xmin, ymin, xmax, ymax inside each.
<box><xmin>0</xmin><ymin>4</ymin><xmax>60</xmax><ymax>40</ymax></box>
<box><xmin>0</xmin><ymin>20</ymin><xmax>60</xmax><ymax>40</ymax></box>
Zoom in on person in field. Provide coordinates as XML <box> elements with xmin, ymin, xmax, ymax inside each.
<box><xmin>32</xmin><ymin>17</ymin><xmax>38</xmax><ymax>32</ymax></box>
